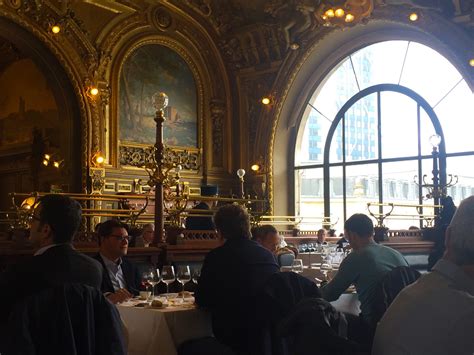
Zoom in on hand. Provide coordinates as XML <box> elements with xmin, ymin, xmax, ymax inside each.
<box><xmin>107</xmin><ymin>288</ymin><xmax>132</xmax><ymax>304</ymax></box>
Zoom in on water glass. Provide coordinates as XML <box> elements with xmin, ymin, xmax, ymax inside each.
<box><xmin>291</xmin><ymin>259</ymin><xmax>304</xmax><ymax>274</ymax></box>
<box><xmin>177</xmin><ymin>265</ymin><xmax>191</xmax><ymax>291</ymax></box>
<box><xmin>161</xmin><ymin>265</ymin><xmax>176</xmax><ymax>293</ymax></box>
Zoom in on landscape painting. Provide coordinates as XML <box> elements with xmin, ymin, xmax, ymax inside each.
<box><xmin>119</xmin><ymin>44</ymin><xmax>198</xmax><ymax>147</ymax></box>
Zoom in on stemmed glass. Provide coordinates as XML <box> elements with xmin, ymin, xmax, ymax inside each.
<box><xmin>161</xmin><ymin>265</ymin><xmax>176</xmax><ymax>293</ymax></box>
<box><xmin>177</xmin><ymin>265</ymin><xmax>191</xmax><ymax>292</ymax></box>
<box><xmin>192</xmin><ymin>268</ymin><xmax>201</xmax><ymax>284</ymax></box>
<box><xmin>143</xmin><ymin>269</ymin><xmax>161</xmax><ymax>300</ymax></box>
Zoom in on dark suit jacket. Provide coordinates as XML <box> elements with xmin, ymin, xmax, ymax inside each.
<box><xmin>185</xmin><ymin>202</ymin><xmax>215</xmax><ymax>230</ymax></box>
<box><xmin>195</xmin><ymin>238</ymin><xmax>280</xmax><ymax>353</ymax></box>
<box><xmin>6</xmin><ymin>283</ymin><xmax>126</xmax><ymax>355</ymax></box>
<box><xmin>0</xmin><ymin>244</ymin><xmax>102</xmax><ymax>327</ymax></box>
<box><xmin>93</xmin><ymin>253</ymin><xmax>141</xmax><ymax>296</ymax></box>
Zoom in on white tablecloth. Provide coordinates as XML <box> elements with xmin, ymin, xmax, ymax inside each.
<box><xmin>118</xmin><ymin>303</ymin><xmax>213</xmax><ymax>355</ymax></box>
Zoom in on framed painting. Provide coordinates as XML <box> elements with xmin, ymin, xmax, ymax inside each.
<box><xmin>119</xmin><ymin>44</ymin><xmax>198</xmax><ymax>148</ymax></box>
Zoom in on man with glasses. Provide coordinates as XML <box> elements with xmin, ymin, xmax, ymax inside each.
<box><xmin>0</xmin><ymin>194</ymin><xmax>103</xmax><ymax>327</ymax></box>
<box><xmin>93</xmin><ymin>219</ymin><xmax>141</xmax><ymax>304</ymax></box>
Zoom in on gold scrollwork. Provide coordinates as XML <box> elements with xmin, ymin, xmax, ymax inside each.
<box><xmin>119</xmin><ymin>144</ymin><xmax>200</xmax><ymax>171</ymax></box>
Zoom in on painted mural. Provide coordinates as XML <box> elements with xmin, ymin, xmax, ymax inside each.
<box><xmin>0</xmin><ymin>59</ymin><xmax>60</xmax><ymax>150</ymax></box>
<box><xmin>119</xmin><ymin>44</ymin><xmax>198</xmax><ymax>147</ymax></box>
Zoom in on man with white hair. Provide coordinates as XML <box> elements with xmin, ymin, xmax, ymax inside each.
<box><xmin>372</xmin><ymin>196</ymin><xmax>474</xmax><ymax>355</ymax></box>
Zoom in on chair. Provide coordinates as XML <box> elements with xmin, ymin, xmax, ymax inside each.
<box><xmin>372</xmin><ymin>266</ymin><xmax>421</xmax><ymax>325</ymax></box>
<box><xmin>277</xmin><ymin>252</ymin><xmax>296</xmax><ymax>267</ymax></box>
<box><xmin>6</xmin><ymin>283</ymin><xmax>126</xmax><ymax>355</ymax></box>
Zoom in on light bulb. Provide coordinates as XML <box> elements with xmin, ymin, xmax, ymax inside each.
<box><xmin>409</xmin><ymin>13</ymin><xmax>418</xmax><ymax>21</ymax></box>
<box><xmin>469</xmin><ymin>59</ymin><xmax>474</xmax><ymax>67</ymax></box>
<box><xmin>345</xmin><ymin>13</ymin><xmax>354</xmax><ymax>22</ymax></box>
<box><xmin>43</xmin><ymin>159</ymin><xmax>49</xmax><ymax>166</ymax></box>
<box><xmin>95</xmin><ymin>155</ymin><xmax>104</xmax><ymax>164</ymax></box>
<box><xmin>325</xmin><ymin>9</ymin><xmax>335</xmax><ymax>18</ymax></box>
<box><xmin>251</xmin><ymin>164</ymin><xmax>260</xmax><ymax>172</ymax></box>
<box><xmin>335</xmin><ymin>8</ymin><xmax>345</xmax><ymax>18</ymax></box>
<box><xmin>53</xmin><ymin>161</ymin><xmax>60</xmax><ymax>168</ymax></box>
<box><xmin>51</xmin><ymin>25</ymin><xmax>61</xmax><ymax>34</ymax></box>
<box><xmin>236</xmin><ymin>169</ymin><xmax>246</xmax><ymax>178</ymax></box>
<box><xmin>89</xmin><ymin>87</ymin><xmax>99</xmax><ymax>96</ymax></box>
<box><xmin>44</xmin><ymin>154</ymin><xmax>50</xmax><ymax>160</ymax></box>
<box><xmin>261</xmin><ymin>97</ymin><xmax>271</xmax><ymax>105</ymax></box>
<box><xmin>429</xmin><ymin>134</ymin><xmax>441</xmax><ymax>149</ymax></box>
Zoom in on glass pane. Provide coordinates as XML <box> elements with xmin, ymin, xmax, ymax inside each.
<box><xmin>400</xmin><ymin>42</ymin><xmax>463</xmax><ymax>106</ymax></box>
<box><xmin>351</xmin><ymin>41</ymin><xmax>409</xmax><ymax>89</ymax></box>
<box><xmin>419</xmin><ymin>109</ymin><xmax>438</xmax><ymax>156</ymax></box>
<box><xmin>313</xmin><ymin>58</ymin><xmax>359</xmax><ymax>121</ymax></box>
<box><xmin>329</xmin><ymin>166</ymin><xmax>344</xmax><ymax>232</ymax></box>
<box><xmin>382</xmin><ymin>160</ymin><xmax>424</xmax><ymax>229</ymax></box>
<box><xmin>344</xmin><ymin>94</ymin><xmax>378</xmax><ymax>162</ymax></box>
<box><xmin>380</xmin><ymin>91</ymin><xmax>418</xmax><ymax>159</ymax></box>
<box><xmin>295</xmin><ymin>106</ymin><xmax>330</xmax><ymax>166</ymax></box>
<box><xmin>296</xmin><ymin>168</ymin><xmax>325</xmax><ymax>230</ymax></box>
<box><xmin>329</xmin><ymin>123</ymin><xmax>343</xmax><ymax>163</ymax></box>
<box><xmin>445</xmin><ymin>155</ymin><xmax>474</xmax><ymax>206</ymax></box>
<box><xmin>345</xmin><ymin>163</ymin><xmax>379</xmax><ymax>223</ymax></box>
<box><xmin>434</xmin><ymin>80</ymin><xmax>474</xmax><ymax>153</ymax></box>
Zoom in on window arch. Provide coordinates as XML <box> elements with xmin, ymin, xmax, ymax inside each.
<box><xmin>294</xmin><ymin>40</ymin><xmax>474</xmax><ymax>231</ymax></box>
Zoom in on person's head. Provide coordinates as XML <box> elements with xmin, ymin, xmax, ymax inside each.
<box><xmin>344</xmin><ymin>214</ymin><xmax>374</xmax><ymax>250</ymax></box>
<box><xmin>317</xmin><ymin>228</ymin><xmax>327</xmax><ymax>243</ymax></box>
<box><xmin>328</xmin><ymin>229</ymin><xmax>336</xmax><ymax>237</ymax></box>
<box><xmin>201</xmin><ymin>185</ymin><xmax>218</xmax><ymax>208</ymax></box>
<box><xmin>29</xmin><ymin>194</ymin><xmax>82</xmax><ymax>248</ymax></box>
<box><xmin>213</xmin><ymin>204</ymin><xmax>251</xmax><ymax>241</ymax></box>
<box><xmin>444</xmin><ymin>196</ymin><xmax>474</xmax><ymax>268</ymax></box>
<box><xmin>252</xmin><ymin>225</ymin><xmax>280</xmax><ymax>253</ymax></box>
<box><xmin>97</xmin><ymin>219</ymin><xmax>130</xmax><ymax>261</ymax></box>
<box><xmin>141</xmin><ymin>223</ymin><xmax>155</xmax><ymax>245</ymax></box>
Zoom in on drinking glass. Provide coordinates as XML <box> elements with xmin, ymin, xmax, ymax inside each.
<box><xmin>177</xmin><ymin>265</ymin><xmax>191</xmax><ymax>292</ymax></box>
<box><xmin>192</xmin><ymin>268</ymin><xmax>201</xmax><ymax>284</ymax></box>
<box><xmin>320</xmin><ymin>255</ymin><xmax>333</xmax><ymax>281</ymax></box>
<box><xmin>291</xmin><ymin>259</ymin><xmax>304</xmax><ymax>274</ymax></box>
<box><xmin>143</xmin><ymin>269</ymin><xmax>161</xmax><ymax>299</ymax></box>
<box><xmin>161</xmin><ymin>265</ymin><xmax>176</xmax><ymax>293</ymax></box>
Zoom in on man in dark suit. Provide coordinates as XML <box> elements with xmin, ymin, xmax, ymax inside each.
<box><xmin>185</xmin><ymin>185</ymin><xmax>218</xmax><ymax>230</ymax></box>
<box><xmin>93</xmin><ymin>219</ymin><xmax>141</xmax><ymax>304</ymax></box>
<box><xmin>0</xmin><ymin>194</ymin><xmax>102</xmax><ymax>328</ymax></box>
<box><xmin>195</xmin><ymin>204</ymin><xmax>280</xmax><ymax>354</ymax></box>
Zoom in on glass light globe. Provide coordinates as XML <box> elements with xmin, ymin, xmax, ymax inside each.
<box><xmin>152</xmin><ymin>92</ymin><xmax>168</xmax><ymax>111</ymax></box>
<box><xmin>429</xmin><ymin>134</ymin><xmax>441</xmax><ymax>148</ymax></box>
<box><xmin>236</xmin><ymin>169</ymin><xmax>246</xmax><ymax>178</ymax></box>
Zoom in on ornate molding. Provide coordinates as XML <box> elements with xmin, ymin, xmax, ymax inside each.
<box><xmin>119</xmin><ymin>144</ymin><xmax>201</xmax><ymax>171</ymax></box>
<box><xmin>210</xmin><ymin>99</ymin><xmax>225</xmax><ymax>167</ymax></box>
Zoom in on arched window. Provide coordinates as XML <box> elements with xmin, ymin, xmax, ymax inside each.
<box><xmin>294</xmin><ymin>41</ymin><xmax>473</xmax><ymax>231</ymax></box>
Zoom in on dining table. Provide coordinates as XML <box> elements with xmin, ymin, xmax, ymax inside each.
<box><xmin>118</xmin><ymin>296</ymin><xmax>213</xmax><ymax>355</ymax></box>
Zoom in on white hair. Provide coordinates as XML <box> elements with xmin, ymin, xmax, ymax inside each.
<box><xmin>447</xmin><ymin>195</ymin><xmax>474</xmax><ymax>265</ymax></box>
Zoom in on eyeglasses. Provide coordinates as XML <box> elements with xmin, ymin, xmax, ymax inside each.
<box><xmin>107</xmin><ymin>235</ymin><xmax>130</xmax><ymax>242</ymax></box>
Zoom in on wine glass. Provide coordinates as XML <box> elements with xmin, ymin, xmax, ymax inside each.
<box><xmin>143</xmin><ymin>269</ymin><xmax>160</xmax><ymax>300</ymax></box>
<box><xmin>177</xmin><ymin>265</ymin><xmax>191</xmax><ymax>292</ymax></box>
<box><xmin>192</xmin><ymin>268</ymin><xmax>201</xmax><ymax>284</ymax></box>
<box><xmin>291</xmin><ymin>259</ymin><xmax>304</xmax><ymax>274</ymax></box>
<box><xmin>161</xmin><ymin>265</ymin><xmax>176</xmax><ymax>294</ymax></box>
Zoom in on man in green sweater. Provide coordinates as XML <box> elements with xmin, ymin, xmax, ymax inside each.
<box><xmin>320</xmin><ymin>213</ymin><xmax>408</xmax><ymax>344</ymax></box>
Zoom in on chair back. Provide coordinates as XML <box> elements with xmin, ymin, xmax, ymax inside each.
<box><xmin>277</xmin><ymin>252</ymin><xmax>295</xmax><ymax>267</ymax></box>
<box><xmin>373</xmin><ymin>266</ymin><xmax>421</xmax><ymax>325</ymax></box>
<box><xmin>6</xmin><ymin>283</ymin><xmax>126</xmax><ymax>355</ymax></box>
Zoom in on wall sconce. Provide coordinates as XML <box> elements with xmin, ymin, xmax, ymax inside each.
<box><xmin>316</xmin><ymin>0</ymin><xmax>374</xmax><ymax>27</ymax></box>
<box><xmin>91</xmin><ymin>152</ymin><xmax>105</xmax><ymax>167</ymax></box>
<box><xmin>42</xmin><ymin>153</ymin><xmax>63</xmax><ymax>168</ymax></box>
<box><xmin>251</xmin><ymin>164</ymin><xmax>261</xmax><ymax>172</ymax></box>
<box><xmin>51</xmin><ymin>24</ymin><xmax>61</xmax><ymax>34</ymax></box>
<box><xmin>409</xmin><ymin>12</ymin><xmax>419</xmax><ymax>21</ymax></box>
<box><xmin>261</xmin><ymin>97</ymin><xmax>271</xmax><ymax>105</ymax></box>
